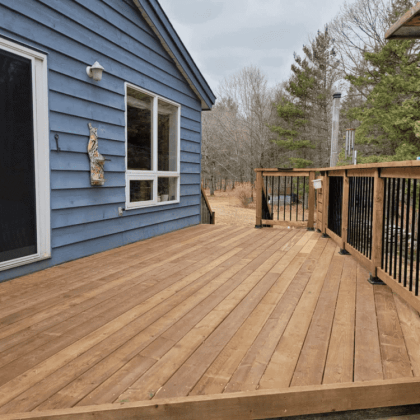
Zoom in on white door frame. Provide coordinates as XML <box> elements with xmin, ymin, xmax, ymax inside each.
<box><xmin>0</xmin><ymin>37</ymin><xmax>51</xmax><ymax>272</ymax></box>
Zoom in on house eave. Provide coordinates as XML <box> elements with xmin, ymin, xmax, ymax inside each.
<box><xmin>385</xmin><ymin>2</ymin><xmax>420</xmax><ymax>39</ymax></box>
<box><xmin>132</xmin><ymin>0</ymin><xmax>216</xmax><ymax>110</ymax></box>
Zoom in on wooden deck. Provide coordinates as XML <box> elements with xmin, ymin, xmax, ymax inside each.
<box><xmin>1</xmin><ymin>224</ymin><xmax>420</xmax><ymax>419</ymax></box>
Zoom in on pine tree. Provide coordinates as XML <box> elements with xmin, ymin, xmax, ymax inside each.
<box><xmin>270</xmin><ymin>27</ymin><xmax>341</xmax><ymax>168</ymax></box>
<box><xmin>346</xmin><ymin>38</ymin><xmax>420</xmax><ymax>163</ymax></box>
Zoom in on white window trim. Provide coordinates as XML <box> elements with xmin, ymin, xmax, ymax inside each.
<box><xmin>125</xmin><ymin>83</ymin><xmax>181</xmax><ymax>210</ymax></box>
<box><xmin>0</xmin><ymin>37</ymin><xmax>51</xmax><ymax>272</ymax></box>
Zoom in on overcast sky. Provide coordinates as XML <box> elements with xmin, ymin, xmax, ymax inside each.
<box><xmin>158</xmin><ymin>0</ymin><xmax>348</xmax><ymax>96</ymax></box>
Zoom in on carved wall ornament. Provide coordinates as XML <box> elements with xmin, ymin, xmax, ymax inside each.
<box><xmin>88</xmin><ymin>123</ymin><xmax>106</xmax><ymax>186</ymax></box>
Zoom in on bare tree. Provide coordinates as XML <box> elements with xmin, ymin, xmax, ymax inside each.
<box><xmin>202</xmin><ymin>66</ymin><xmax>283</xmax><ymax>195</ymax></box>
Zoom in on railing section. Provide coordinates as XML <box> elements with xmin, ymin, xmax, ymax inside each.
<box><xmin>318</xmin><ymin>164</ymin><xmax>420</xmax><ymax>308</ymax></box>
<box><xmin>328</xmin><ymin>176</ymin><xmax>343</xmax><ymax>237</ymax></box>
<box><xmin>255</xmin><ymin>169</ymin><xmax>315</xmax><ymax>229</ymax></box>
<box><xmin>347</xmin><ymin>176</ymin><xmax>374</xmax><ymax>258</ymax></box>
<box><xmin>256</xmin><ymin>162</ymin><xmax>420</xmax><ymax>310</ymax></box>
<box><xmin>201</xmin><ymin>186</ymin><xmax>215</xmax><ymax>225</ymax></box>
<box><xmin>382</xmin><ymin>177</ymin><xmax>420</xmax><ymax>294</ymax></box>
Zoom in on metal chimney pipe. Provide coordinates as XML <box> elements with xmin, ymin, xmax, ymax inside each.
<box><xmin>330</xmin><ymin>92</ymin><xmax>341</xmax><ymax>167</ymax></box>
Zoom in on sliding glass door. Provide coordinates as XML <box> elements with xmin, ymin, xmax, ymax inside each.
<box><xmin>0</xmin><ymin>38</ymin><xmax>50</xmax><ymax>271</ymax></box>
<box><xmin>0</xmin><ymin>48</ymin><xmax>38</xmax><ymax>263</ymax></box>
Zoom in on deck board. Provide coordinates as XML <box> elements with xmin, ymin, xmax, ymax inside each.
<box><xmin>0</xmin><ymin>226</ymin><xmax>420</xmax><ymax>418</ymax></box>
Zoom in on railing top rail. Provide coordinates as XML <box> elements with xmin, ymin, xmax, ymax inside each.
<box><xmin>255</xmin><ymin>160</ymin><xmax>420</xmax><ymax>174</ymax></box>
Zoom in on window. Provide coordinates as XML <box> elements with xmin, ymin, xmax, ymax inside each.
<box><xmin>125</xmin><ymin>84</ymin><xmax>180</xmax><ymax>209</ymax></box>
<box><xmin>0</xmin><ymin>37</ymin><xmax>50</xmax><ymax>272</ymax></box>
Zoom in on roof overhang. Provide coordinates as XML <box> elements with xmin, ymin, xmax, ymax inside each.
<box><xmin>132</xmin><ymin>0</ymin><xmax>216</xmax><ymax>110</ymax></box>
<box><xmin>385</xmin><ymin>2</ymin><xmax>420</xmax><ymax>39</ymax></box>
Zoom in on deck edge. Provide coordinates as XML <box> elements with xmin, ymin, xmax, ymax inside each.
<box><xmin>2</xmin><ymin>377</ymin><xmax>420</xmax><ymax>420</ymax></box>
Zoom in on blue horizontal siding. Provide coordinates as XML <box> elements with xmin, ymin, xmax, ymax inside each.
<box><xmin>51</xmin><ymin>195</ymin><xmax>200</xmax><ymax>229</ymax></box>
<box><xmin>50</xmin><ymin>171</ymin><xmax>126</xmax><ymax>190</ymax></box>
<box><xmin>181</xmin><ymin>162</ymin><xmax>201</xmax><ymax>174</ymax></box>
<box><xmin>51</xmin><ymin>171</ymin><xmax>200</xmax><ymax>190</ymax></box>
<box><xmin>50</xmin><ymin>113</ymin><xmax>125</xmax><ymax>141</ymax></box>
<box><xmin>50</xmin><ymin>152</ymin><xmax>124</xmax><ymax>172</ymax></box>
<box><xmin>181</xmin><ymin>151</ymin><xmax>201</xmax><ymax>164</ymax></box>
<box><xmin>51</xmin><ymin>188</ymin><xmax>126</xmax><ymax>210</ymax></box>
<box><xmin>49</xmin><ymin>71</ymin><xmax>125</xmax><ymax>110</ymax></box>
<box><xmin>0</xmin><ymin>7</ymin><xmax>202</xmax><ymax>111</ymax></box>
<box><xmin>49</xmin><ymin>133</ymin><xmax>126</xmax><ymax>156</ymax></box>
<box><xmin>181</xmin><ymin>140</ymin><xmax>201</xmax><ymax>154</ymax></box>
<box><xmin>0</xmin><ymin>0</ymin><xmax>205</xmax><ymax>283</ymax></box>
<box><xmin>1</xmin><ymin>0</ymin><xmax>193</xmax><ymax>96</ymax></box>
<box><xmin>52</xmin><ymin>205</ymin><xmax>200</xmax><ymax>248</ymax></box>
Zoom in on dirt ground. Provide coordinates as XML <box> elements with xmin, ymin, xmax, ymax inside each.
<box><xmin>204</xmin><ymin>188</ymin><xmax>256</xmax><ymax>227</ymax></box>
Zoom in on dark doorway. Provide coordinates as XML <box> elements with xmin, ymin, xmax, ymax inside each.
<box><xmin>0</xmin><ymin>48</ymin><xmax>37</xmax><ymax>263</ymax></box>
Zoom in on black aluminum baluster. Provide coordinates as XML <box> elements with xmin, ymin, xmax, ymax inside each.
<box><xmin>382</xmin><ymin>178</ymin><xmax>387</xmax><ymax>269</ymax></box>
<box><xmin>404</xmin><ymin>179</ymin><xmax>411</xmax><ymax>287</ymax></box>
<box><xmin>351</xmin><ymin>177</ymin><xmax>356</xmax><ymax>246</ymax></box>
<box><xmin>348</xmin><ymin>178</ymin><xmax>353</xmax><ymax>246</ymax></box>
<box><xmin>369</xmin><ymin>177</ymin><xmax>375</xmax><ymax>259</ymax></box>
<box><xmin>356</xmin><ymin>178</ymin><xmax>362</xmax><ymax>251</ymax></box>
<box><xmin>367</xmin><ymin>177</ymin><xmax>372</xmax><ymax>256</ymax></box>
<box><xmin>352</xmin><ymin>178</ymin><xmax>358</xmax><ymax>248</ymax></box>
<box><xmin>277</xmin><ymin>176</ymin><xmax>280</xmax><ymax>221</ymax></box>
<box><xmin>296</xmin><ymin>177</ymin><xmax>299</xmax><ymax>222</ymax></box>
<box><xmin>265</xmin><ymin>176</ymin><xmax>268</xmax><ymax>202</ymax></box>
<box><xmin>410</xmin><ymin>180</ymin><xmax>417</xmax><ymax>292</ymax></box>
<box><xmin>399</xmin><ymin>178</ymin><xmax>406</xmax><ymax>283</ymax></box>
<box><xmin>389</xmin><ymin>178</ymin><xmax>396</xmax><ymax>275</ymax></box>
<box><xmin>363</xmin><ymin>177</ymin><xmax>368</xmax><ymax>255</ymax></box>
<box><xmin>303</xmin><ymin>177</ymin><xmax>306</xmax><ymax>221</ymax></box>
<box><xmin>416</xmin><ymin>181</ymin><xmax>420</xmax><ymax>296</ymax></box>
<box><xmin>290</xmin><ymin>177</ymin><xmax>293</xmax><ymax>221</ymax></box>
<box><xmin>394</xmin><ymin>178</ymin><xmax>400</xmax><ymax>279</ymax></box>
<box><xmin>385</xmin><ymin>178</ymin><xmax>391</xmax><ymax>272</ymax></box>
<box><xmin>271</xmin><ymin>176</ymin><xmax>274</xmax><ymax>220</ymax></box>
<box><xmin>284</xmin><ymin>177</ymin><xmax>287</xmax><ymax>221</ymax></box>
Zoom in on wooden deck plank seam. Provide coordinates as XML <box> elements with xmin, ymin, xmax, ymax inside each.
<box><xmin>289</xmin><ymin>246</ymin><xmax>344</xmax><ymax>388</ymax></box>
<box><xmin>0</xmin><ymin>228</ymin><xmax>296</xmax><ymax>408</ymax></box>
<box><xmin>152</xmin><ymin>232</ymin><xmax>317</xmax><ymax>399</ymax></box>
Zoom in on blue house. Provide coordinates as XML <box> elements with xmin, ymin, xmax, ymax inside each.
<box><xmin>0</xmin><ymin>0</ymin><xmax>216</xmax><ymax>282</ymax></box>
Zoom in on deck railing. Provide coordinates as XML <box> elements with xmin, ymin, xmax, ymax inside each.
<box><xmin>255</xmin><ymin>169</ymin><xmax>315</xmax><ymax>229</ymax></box>
<box><xmin>201</xmin><ymin>186</ymin><xmax>215</xmax><ymax>224</ymax></box>
<box><xmin>256</xmin><ymin>161</ymin><xmax>420</xmax><ymax>311</ymax></box>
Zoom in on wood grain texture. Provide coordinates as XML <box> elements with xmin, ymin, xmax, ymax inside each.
<box><xmin>374</xmin><ymin>286</ymin><xmax>413</xmax><ymax>379</ymax></box>
<box><xmin>371</xmin><ymin>171</ymin><xmax>384</xmax><ymax>275</ymax></box>
<box><xmin>3</xmin><ymin>378</ymin><xmax>420</xmax><ymax>420</ymax></box>
<box><xmin>291</xmin><ymin>248</ymin><xmax>344</xmax><ymax>386</ymax></box>
<box><xmin>377</xmin><ymin>269</ymin><xmax>420</xmax><ymax>314</ymax></box>
<box><xmin>394</xmin><ymin>293</ymin><xmax>420</xmax><ymax>376</ymax></box>
<box><xmin>323</xmin><ymin>257</ymin><xmax>357</xmax><ymax>384</ymax></box>
<box><xmin>354</xmin><ymin>264</ymin><xmax>383</xmax><ymax>382</ymax></box>
<box><xmin>0</xmin><ymin>227</ymin><xmax>418</xmax><ymax>417</ymax></box>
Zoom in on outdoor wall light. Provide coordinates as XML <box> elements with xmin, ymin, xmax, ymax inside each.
<box><xmin>86</xmin><ymin>61</ymin><xmax>105</xmax><ymax>81</ymax></box>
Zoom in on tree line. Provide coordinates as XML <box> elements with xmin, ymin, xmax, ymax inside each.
<box><xmin>202</xmin><ymin>0</ymin><xmax>420</xmax><ymax>194</ymax></box>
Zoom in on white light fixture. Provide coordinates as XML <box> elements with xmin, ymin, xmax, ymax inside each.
<box><xmin>86</xmin><ymin>61</ymin><xmax>105</xmax><ymax>81</ymax></box>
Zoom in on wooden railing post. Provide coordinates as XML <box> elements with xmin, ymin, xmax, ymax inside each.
<box><xmin>341</xmin><ymin>171</ymin><xmax>349</xmax><ymax>252</ymax></box>
<box><xmin>370</xmin><ymin>168</ymin><xmax>385</xmax><ymax>283</ymax></box>
<box><xmin>307</xmin><ymin>171</ymin><xmax>315</xmax><ymax>231</ymax></box>
<box><xmin>255</xmin><ymin>170</ymin><xmax>263</xmax><ymax>228</ymax></box>
<box><xmin>322</xmin><ymin>172</ymin><xmax>329</xmax><ymax>236</ymax></box>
